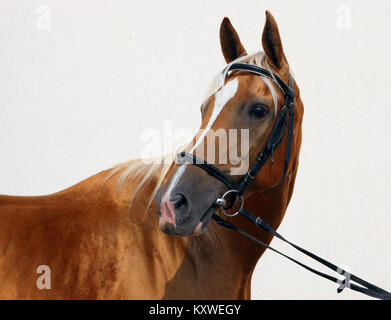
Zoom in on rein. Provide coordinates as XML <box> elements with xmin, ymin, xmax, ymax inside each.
<box><xmin>177</xmin><ymin>62</ymin><xmax>391</xmax><ymax>300</ymax></box>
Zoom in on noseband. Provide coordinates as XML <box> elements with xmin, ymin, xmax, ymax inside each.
<box><xmin>175</xmin><ymin>62</ymin><xmax>391</xmax><ymax>300</ymax></box>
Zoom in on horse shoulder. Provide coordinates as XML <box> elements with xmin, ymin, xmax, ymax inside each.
<box><xmin>0</xmin><ymin>170</ymin><xmax>132</xmax><ymax>299</ymax></box>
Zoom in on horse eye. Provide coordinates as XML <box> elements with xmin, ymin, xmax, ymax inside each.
<box><xmin>249</xmin><ymin>104</ymin><xmax>269</xmax><ymax>118</ymax></box>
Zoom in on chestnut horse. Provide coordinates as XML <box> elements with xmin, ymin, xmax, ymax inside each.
<box><xmin>0</xmin><ymin>12</ymin><xmax>303</xmax><ymax>299</ymax></box>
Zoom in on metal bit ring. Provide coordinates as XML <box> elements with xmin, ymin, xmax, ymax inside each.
<box><xmin>216</xmin><ymin>190</ymin><xmax>244</xmax><ymax>217</ymax></box>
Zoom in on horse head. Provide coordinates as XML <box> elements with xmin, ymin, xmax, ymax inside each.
<box><xmin>156</xmin><ymin>11</ymin><xmax>302</xmax><ymax>236</ymax></box>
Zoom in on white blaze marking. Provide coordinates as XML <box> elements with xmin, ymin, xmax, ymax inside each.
<box><xmin>164</xmin><ymin>78</ymin><xmax>239</xmax><ymax>197</ymax></box>
<box><xmin>190</xmin><ymin>78</ymin><xmax>239</xmax><ymax>152</ymax></box>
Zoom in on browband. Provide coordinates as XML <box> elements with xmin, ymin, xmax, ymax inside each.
<box><xmin>226</xmin><ymin>63</ymin><xmax>295</xmax><ymax>99</ymax></box>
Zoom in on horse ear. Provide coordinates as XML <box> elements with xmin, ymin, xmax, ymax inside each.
<box><xmin>220</xmin><ymin>17</ymin><xmax>247</xmax><ymax>63</ymax></box>
<box><xmin>262</xmin><ymin>11</ymin><xmax>287</xmax><ymax>71</ymax></box>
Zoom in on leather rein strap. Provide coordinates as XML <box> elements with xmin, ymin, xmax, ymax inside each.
<box><xmin>177</xmin><ymin>62</ymin><xmax>391</xmax><ymax>299</ymax></box>
<box><xmin>213</xmin><ymin>212</ymin><xmax>391</xmax><ymax>300</ymax></box>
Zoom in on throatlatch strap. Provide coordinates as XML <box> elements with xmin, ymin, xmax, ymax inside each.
<box><xmin>270</xmin><ymin>100</ymin><xmax>295</xmax><ymax>191</ymax></box>
<box><xmin>268</xmin><ymin>75</ymin><xmax>295</xmax><ymax>191</ymax></box>
<box><xmin>212</xmin><ymin>212</ymin><xmax>391</xmax><ymax>300</ymax></box>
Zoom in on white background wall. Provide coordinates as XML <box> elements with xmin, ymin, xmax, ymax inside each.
<box><xmin>1</xmin><ymin>0</ymin><xmax>390</xmax><ymax>299</ymax></box>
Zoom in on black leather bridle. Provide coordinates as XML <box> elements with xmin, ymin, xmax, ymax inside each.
<box><xmin>178</xmin><ymin>62</ymin><xmax>295</xmax><ymax>197</ymax></box>
<box><xmin>176</xmin><ymin>62</ymin><xmax>391</xmax><ymax>299</ymax></box>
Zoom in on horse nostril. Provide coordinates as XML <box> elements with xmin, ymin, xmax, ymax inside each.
<box><xmin>172</xmin><ymin>194</ymin><xmax>187</xmax><ymax>210</ymax></box>
<box><xmin>169</xmin><ymin>193</ymin><xmax>191</xmax><ymax>217</ymax></box>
